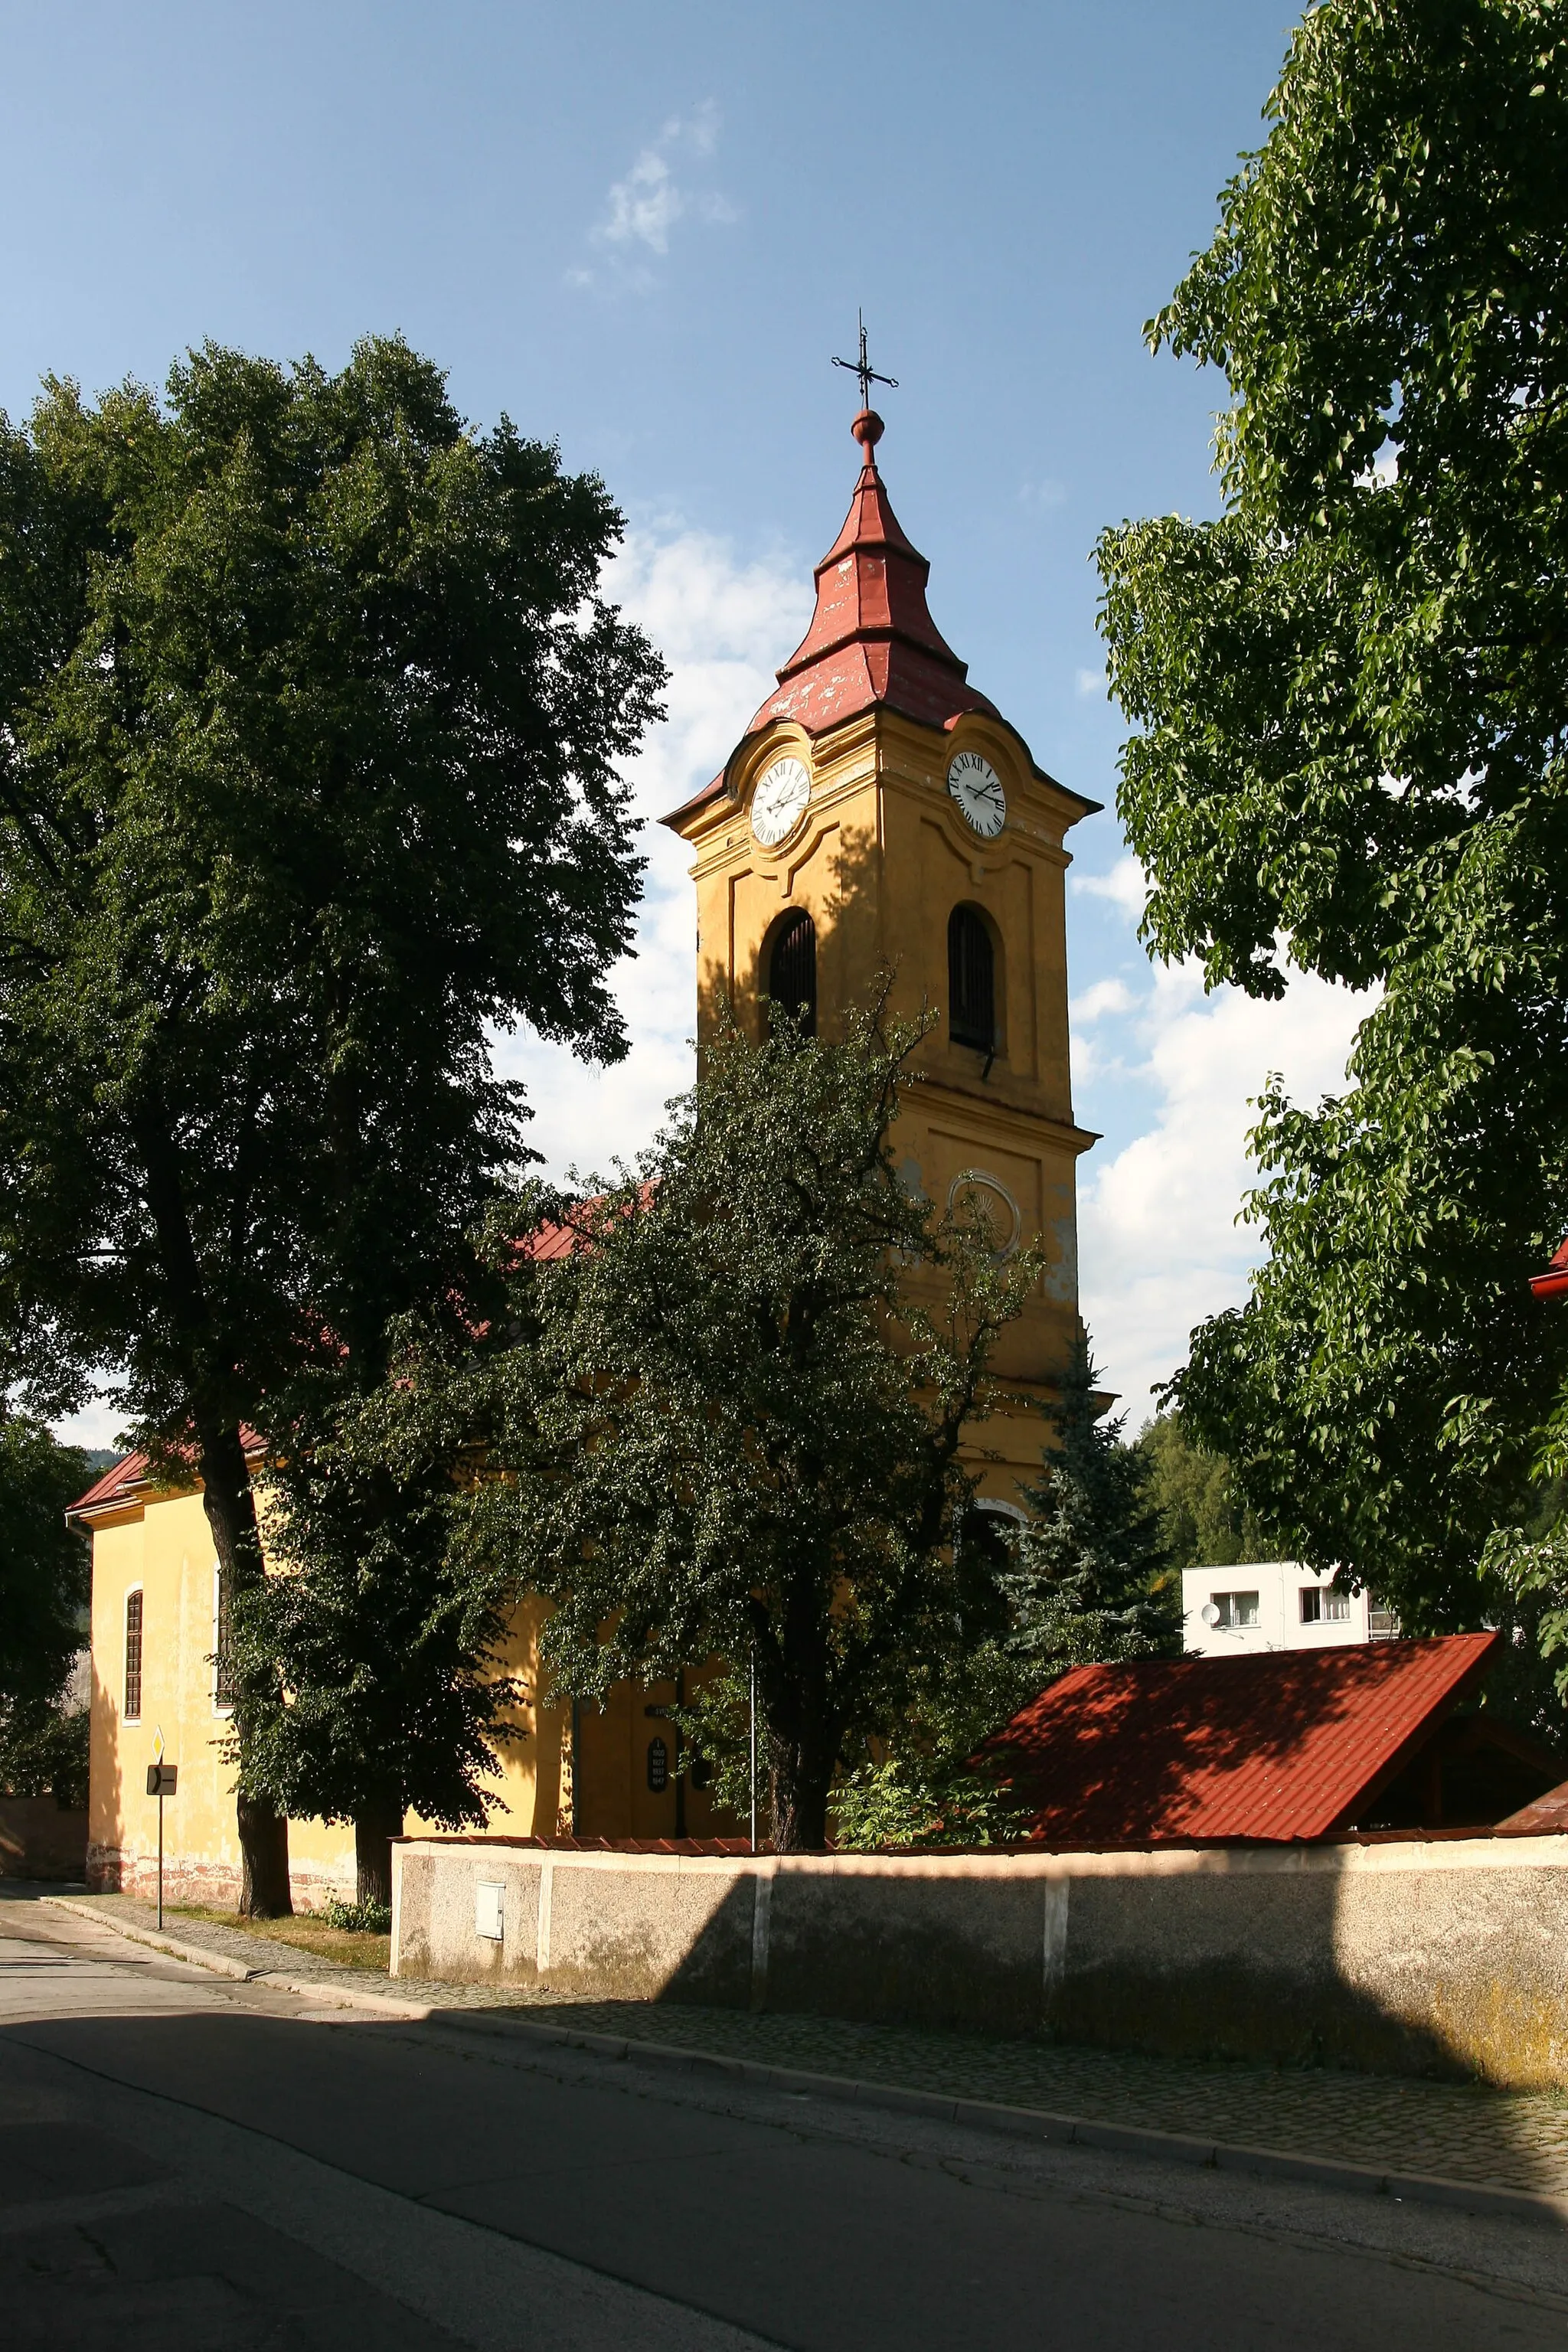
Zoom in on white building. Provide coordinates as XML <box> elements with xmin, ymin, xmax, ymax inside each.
<box><xmin>1181</xmin><ymin>1562</ymin><xmax>1396</xmax><ymax>1657</ymax></box>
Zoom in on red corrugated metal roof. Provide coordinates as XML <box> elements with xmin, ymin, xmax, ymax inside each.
<box><xmin>980</xmin><ymin>1633</ymin><xmax>1500</xmax><ymax>1847</ymax></box>
<box><xmin>1496</xmin><ymin>1776</ymin><xmax>1568</xmax><ymax>1836</ymax></box>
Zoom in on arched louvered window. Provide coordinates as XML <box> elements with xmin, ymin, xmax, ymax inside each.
<box><xmin>948</xmin><ymin>905</ymin><xmax>995</xmax><ymax>1052</ymax></box>
<box><xmin>768</xmin><ymin>910</ymin><xmax>817</xmax><ymax>1038</ymax></box>
<box><xmin>123</xmin><ymin>1588</ymin><xmax>143</xmax><ymax>1723</ymax></box>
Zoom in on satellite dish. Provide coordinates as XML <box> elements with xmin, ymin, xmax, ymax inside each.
<box><xmin>1200</xmin><ymin>1602</ymin><xmax>1220</xmax><ymax>1628</ymax></box>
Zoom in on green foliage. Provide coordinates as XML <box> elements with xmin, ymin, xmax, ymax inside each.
<box><xmin>1133</xmin><ymin>1411</ymin><xmax>1270</xmax><ymax>1574</ymax></box>
<box><xmin>0</xmin><ymin>1699</ymin><xmax>89</xmax><ymax>1808</ymax></box>
<box><xmin>0</xmin><ymin>335</ymin><xmax>663</xmax><ymax>1898</ymax></box>
<box><xmin>1094</xmin><ymin>0</ymin><xmax>1568</xmax><ymax>1632</ymax></box>
<box><xmin>831</xmin><ymin>1753</ymin><xmax>1025</xmax><ymax>1852</ymax></box>
<box><xmin>0</xmin><ymin>1419</ymin><xmax>89</xmax><ymax>1709</ymax></box>
<box><xmin>0</xmin><ymin>336</ymin><xmax>662</xmax><ymax>1440</ymax></box>
<box><xmin>834</xmin><ymin>1338</ymin><xmax>1178</xmax><ymax>1851</ymax></box>
<box><xmin>319</xmin><ymin>1894</ymin><xmax>393</xmax><ymax>1935</ymax></box>
<box><xmin>410</xmin><ymin>997</ymin><xmax>1040</xmax><ymax>1852</ymax></box>
<box><xmin>228</xmin><ymin>1377</ymin><xmax>522</xmax><ymax>1833</ymax></box>
<box><xmin>1004</xmin><ymin>1338</ymin><xmax>1179</xmax><ymax>1674</ymax></box>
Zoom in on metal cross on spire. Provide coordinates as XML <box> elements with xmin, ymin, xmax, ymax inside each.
<box><xmin>831</xmin><ymin>309</ymin><xmax>898</xmax><ymax>413</ymax></box>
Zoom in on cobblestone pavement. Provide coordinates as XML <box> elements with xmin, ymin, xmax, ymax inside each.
<box><xmin>57</xmin><ymin>1892</ymin><xmax>1568</xmax><ymax>2198</ymax></box>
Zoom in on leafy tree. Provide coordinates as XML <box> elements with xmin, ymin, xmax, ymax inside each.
<box><xmin>423</xmin><ymin>1000</ymin><xmax>1040</xmax><ymax>1853</ymax></box>
<box><xmin>0</xmin><ymin>338</ymin><xmax>664</xmax><ymax>1908</ymax></box>
<box><xmin>1133</xmin><ymin>1410</ymin><xmax>1270</xmax><ymax>1575</ymax></box>
<box><xmin>0</xmin><ymin>1418</ymin><xmax>90</xmax><ymax>1811</ymax></box>
<box><xmin>0</xmin><ymin>1418</ymin><xmax>89</xmax><ymax>1710</ymax></box>
<box><xmin>1094</xmin><ymin>0</ymin><xmax>1568</xmax><ymax>1634</ymax></box>
<box><xmin>834</xmin><ymin>1340</ymin><xmax>1178</xmax><ymax>1849</ymax></box>
<box><xmin>0</xmin><ymin>1698</ymin><xmax>89</xmax><ymax>1810</ymax></box>
<box><xmin>230</xmin><ymin>1377</ymin><xmax>523</xmax><ymax>1907</ymax></box>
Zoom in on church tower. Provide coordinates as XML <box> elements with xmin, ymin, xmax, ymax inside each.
<box><xmin>663</xmin><ymin>404</ymin><xmax>1098</xmax><ymax>1504</ymax></box>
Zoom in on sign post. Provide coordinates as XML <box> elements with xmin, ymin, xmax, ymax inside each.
<box><xmin>145</xmin><ymin>1751</ymin><xmax>178</xmax><ymax>1930</ymax></box>
<box><xmin>749</xmin><ymin>1646</ymin><xmax>757</xmax><ymax>1857</ymax></box>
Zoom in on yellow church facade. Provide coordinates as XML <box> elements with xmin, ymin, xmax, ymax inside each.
<box><xmin>75</xmin><ymin>404</ymin><xmax>1098</xmax><ymax>1904</ymax></box>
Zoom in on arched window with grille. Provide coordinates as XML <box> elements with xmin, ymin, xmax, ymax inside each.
<box><xmin>767</xmin><ymin>909</ymin><xmax>817</xmax><ymax>1038</ymax></box>
<box><xmin>123</xmin><ymin>1588</ymin><xmax>143</xmax><ymax>1723</ymax></box>
<box><xmin>948</xmin><ymin>905</ymin><xmax>996</xmax><ymax>1052</ymax></box>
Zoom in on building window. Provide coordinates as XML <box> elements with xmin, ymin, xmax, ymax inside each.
<box><xmin>1214</xmin><ymin>1591</ymin><xmax>1259</xmax><ymax>1630</ymax></box>
<box><xmin>123</xmin><ymin>1589</ymin><xmax>143</xmax><ymax>1723</ymax></box>
<box><xmin>767</xmin><ymin>910</ymin><xmax>816</xmax><ymax>1037</ymax></box>
<box><xmin>1300</xmin><ymin>1587</ymin><xmax>1321</xmax><ymax>1625</ymax></box>
<box><xmin>1323</xmin><ymin>1590</ymin><xmax>1350</xmax><ymax>1622</ymax></box>
<box><xmin>948</xmin><ymin>906</ymin><xmax>995</xmax><ymax>1052</ymax></box>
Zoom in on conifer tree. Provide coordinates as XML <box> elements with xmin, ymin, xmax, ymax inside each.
<box><xmin>1004</xmin><ymin>1336</ymin><xmax>1179</xmax><ymax>1679</ymax></box>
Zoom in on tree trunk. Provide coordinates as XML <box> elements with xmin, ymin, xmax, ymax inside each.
<box><xmin>769</xmin><ymin>1762</ymin><xmax>831</xmax><ymax>1853</ymax></box>
<box><xmin>355</xmin><ymin>1802</ymin><xmax>404</xmax><ymax>1911</ymax></box>
<box><xmin>135</xmin><ymin>1100</ymin><xmax>294</xmax><ymax>1919</ymax></box>
<box><xmin>195</xmin><ymin>1414</ymin><xmax>293</xmax><ymax>1916</ymax></box>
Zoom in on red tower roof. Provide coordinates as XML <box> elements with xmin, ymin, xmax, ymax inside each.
<box><xmin>662</xmin><ymin>410</ymin><xmax>1091</xmax><ymax>831</ymax></box>
<box><xmin>754</xmin><ymin>406</ymin><xmax>1001</xmax><ymax>743</ymax></box>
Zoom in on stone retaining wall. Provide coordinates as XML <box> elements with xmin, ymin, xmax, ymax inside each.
<box><xmin>392</xmin><ymin>1832</ymin><xmax>1568</xmax><ymax>2089</ymax></box>
<box><xmin>1</xmin><ymin>1797</ymin><xmax>87</xmax><ymax>1881</ymax></box>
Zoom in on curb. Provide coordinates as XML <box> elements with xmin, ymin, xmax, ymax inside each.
<box><xmin>41</xmin><ymin>1896</ymin><xmax>1568</xmax><ymax>2230</ymax></box>
<box><xmin>38</xmin><ymin>1896</ymin><xmax>433</xmax><ymax>2020</ymax></box>
<box><xmin>430</xmin><ymin>2009</ymin><xmax>1568</xmax><ymax>2230</ymax></box>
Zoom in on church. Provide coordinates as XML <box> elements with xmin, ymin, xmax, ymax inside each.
<box><xmin>71</xmin><ymin>398</ymin><xmax>1099</xmax><ymax>1902</ymax></box>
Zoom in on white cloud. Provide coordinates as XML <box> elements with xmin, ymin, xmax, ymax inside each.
<box><xmin>1071</xmin><ymin>977</ymin><xmax>1136</xmax><ymax>1024</ymax></box>
<box><xmin>490</xmin><ymin>526</ymin><xmax>811</xmax><ymax>1184</ymax></box>
<box><xmin>577</xmin><ymin>105</ymin><xmax>737</xmax><ymax>286</ymax></box>
<box><xmin>1076</xmin><ymin>962</ymin><xmax>1372</xmax><ymax>1423</ymax></box>
<box><xmin>1074</xmin><ymin>665</ymin><xmax>1106</xmax><ymax>697</ymax></box>
<box><xmin>1072</xmin><ymin>854</ymin><xmax>1146</xmax><ymax>917</ymax></box>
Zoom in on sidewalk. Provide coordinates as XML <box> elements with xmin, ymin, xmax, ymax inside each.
<box><xmin>47</xmin><ymin>1890</ymin><xmax>1568</xmax><ymax>2203</ymax></box>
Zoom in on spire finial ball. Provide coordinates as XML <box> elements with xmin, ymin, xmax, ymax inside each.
<box><xmin>852</xmin><ymin>407</ymin><xmax>884</xmax><ymax>455</ymax></box>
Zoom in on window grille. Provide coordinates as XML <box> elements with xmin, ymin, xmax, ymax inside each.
<box><xmin>124</xmin><ymin>1589</ymin><xmax>143</xmax><ymax>1722</ymax></box>
<box><xmin>1323</xmin><ymin>1590</ymin><xmax>1351</xmax><ymax>1622</ymax></box>
<box><xmin>768</xmin><ymin>911</ymin><xmax>817</xmax><ymax>1037</ymax></box>
<box><xmin>947</xmin><ymin>906</ymin><xmax>995</xmax><ymax>1051</ymax></box>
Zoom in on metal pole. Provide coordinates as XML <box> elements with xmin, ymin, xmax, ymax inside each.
<box><xmin>749</xmin><ymin>1646</ymin><xmax>757</xmax><ymax>1857</ymax></box>
<box><xmin>157</xmin><ymin>1787</ymin><xmax>164</xmax><ymax>1932</ymax></box>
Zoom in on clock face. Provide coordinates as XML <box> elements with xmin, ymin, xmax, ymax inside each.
<box><xmin>750</xmin><ymin>756</ymin><xmax>812</xmax><ymax>848</ymax></box>
<box><xmin>948</xmin><ymin>750</ymin><xmax>1006</xmax><ymax>839</ymax></box>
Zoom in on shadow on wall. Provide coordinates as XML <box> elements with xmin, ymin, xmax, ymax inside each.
<box><xmin>394</xmin><ymin>1835</ymin><xmax>1568</xmax><ymax>2096</ymax></box>
<box><xmin>0</xmin><ymin>1798</ymin><xmax>87</xmax><ymax>1880</ymax></box>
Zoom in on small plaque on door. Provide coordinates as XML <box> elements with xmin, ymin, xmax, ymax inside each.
<box><xmin>647</xmin><ymin>1736</ymin><xmax>669</xmax><ymax>1793</ymax></box>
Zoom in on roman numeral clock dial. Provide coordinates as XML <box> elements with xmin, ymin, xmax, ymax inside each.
<box><xmin>948</xmin><ymin>750</ymin><xmax>1006</xmax><ymax>839</ymax></box>
<box><xmin>750</xmin><ymin>756</ymin><xmax>812</xmax><ymax>848</ymax></box>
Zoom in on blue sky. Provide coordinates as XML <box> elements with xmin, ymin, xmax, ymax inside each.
<box><xmin>2</xmin><ymin>1</ymin><xmax>1367</xmax><ymax>1435</ymax></box>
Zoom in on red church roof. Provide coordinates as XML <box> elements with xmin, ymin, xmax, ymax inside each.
<box><xmin>67</xmin><ymin>1426</ymin><xmax>267</xmax><ymax>1523</ymax></box>
<box><xmin>980</xmin><ymin>1632</ymin><xmax>1500</xmax><ymax>1847</ymax></box>
<box><xmin>662</xmin><ymin>409</ymin><xmax>1096</xmax><ymax>831</ymax></box>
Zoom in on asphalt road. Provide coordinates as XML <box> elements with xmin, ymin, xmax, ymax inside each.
<box><xmin>3</xmin><ymin>1886</ymin><xmax>1567</xmax><ymax>2350</ymax></box>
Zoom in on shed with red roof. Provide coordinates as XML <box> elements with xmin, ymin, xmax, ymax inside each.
<box><xmin>980</xmin><ymin>1634</ymin><xmax>1564</xmax><ymax>1847</ymax></box>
